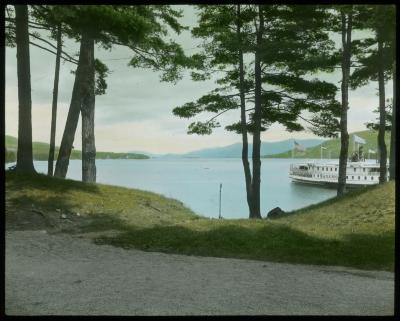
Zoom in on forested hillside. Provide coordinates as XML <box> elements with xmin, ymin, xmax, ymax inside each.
<box><xmin>264</xmin><ymin>130</ymin><xmax>391</xmax><ymax>159</ymax></box>
<box><xmin>5</xmin><ymin>135</ymin><xmax>149</xmax><ymax>163</ymax></box>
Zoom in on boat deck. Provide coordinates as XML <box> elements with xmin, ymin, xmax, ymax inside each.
<box><xmin>289</xmin><ymin>160</ymin><xmax>388</xmax><ymax>188</ymax></box>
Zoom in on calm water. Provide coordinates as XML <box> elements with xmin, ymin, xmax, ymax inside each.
<box><xmin>21</xmin><ymin>158</ymin><xmax>338</xmax><ymax>219</ymax></box>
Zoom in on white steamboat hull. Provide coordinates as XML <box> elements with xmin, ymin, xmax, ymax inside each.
<box><xmin>289</xmin><ymin>160</ymin><xmax>388</xmax><ymax>188</ymax></box>
<box><xmin>289</xmin><ymin>174</ymin><xmax>378</xmax><ymax>188</ymax></box>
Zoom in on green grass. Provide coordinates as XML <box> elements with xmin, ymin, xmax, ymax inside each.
<box><xmin>5</xmin><ymin>172</ymin><xmax>395</xmax><ymax>271</ymax></box>
<box><xmin>5</xmin><ymin>135</ymin><xmax>149</xmax><ymax>163</ymax></box>
<box><xmin>265</xmin><ymin>129</ymin><xmax>391</xmax><ymax>159</ymax></box>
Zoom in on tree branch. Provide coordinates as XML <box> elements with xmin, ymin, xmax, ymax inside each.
<box><xmin>206</xmin><ymin>107</ymin><xmax>254</xmax><ymax>124</ymax></box>
<box><xmin>6</xmin><ymin>16</ymin><xmax>52</xmax><ymax>30</ymax></box>
<box><xmin>28</xmin><ymin>23</ymin><xmax>53</xmax><ymax>31</ymax></box>
<box><xmin>6</xmin><ymin>24</ymin><xmax>78</xmax><ymax>64</ymax></box>
<box><xmin>297</xmin><ymin>114</ymin><xmax>323</xmax><ymax>127</ymax></box>
<box><xmin>29</xmin><ymin>41</ymin><xmax>78</xmax><ymax>65</ymax></box>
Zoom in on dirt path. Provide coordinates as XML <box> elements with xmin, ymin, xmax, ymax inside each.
<box><xmin>5</xmin><ymin>230</ymin><xmax>394</xmax><ymax>316</ymax></box>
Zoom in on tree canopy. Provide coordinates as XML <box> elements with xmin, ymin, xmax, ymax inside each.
<box><xmin>173</xmin><ymin>5</ymin><xmax>341</xmax><ymax>138</ymax></box>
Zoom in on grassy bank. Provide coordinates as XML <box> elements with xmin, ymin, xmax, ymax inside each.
<box><xmin>5</xmin><ymin>172</ymin><xmax>395</xmax><ymax>271</ymax></box>
<box><xmin>265</xmin><ymin>129</ymin><xmax>391</xmax><ymax>159</ymax></box>
<box><xmin>5</xmin><ymin>135</ymin><xmax>149</xmax><ymax>163</ymax></box>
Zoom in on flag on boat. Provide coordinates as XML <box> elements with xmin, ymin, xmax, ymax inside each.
<box><xmin>353</xmin><ymin>134</ymin><xmax>366</xmax><ymax>145</ymax></box>
<box><xmin>294</xmin><ymin>140</ymin><xmax>305</xmax><ymax>152</ymax></box>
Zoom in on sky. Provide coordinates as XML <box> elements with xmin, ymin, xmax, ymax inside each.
<box><xmin>5</xmin><ymin>5</ymin><xmax>393</xmax><ymax>154</ymax></box>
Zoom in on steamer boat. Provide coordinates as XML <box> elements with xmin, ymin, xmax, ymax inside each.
<box><xmin>289</xmin><ymin>160</ymin><xmax>389</xmax><ymax>188</ymax></box>
<box><xmin>289</xmin><ymin>134</ymin><xmax>389</xmax><ymax>188</ymax></box>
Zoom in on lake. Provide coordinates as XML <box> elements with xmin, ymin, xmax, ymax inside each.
<box><xmin>21</xmin><ymin>158</ymin><xmax>338</xmax><ymax>219</ymax></box>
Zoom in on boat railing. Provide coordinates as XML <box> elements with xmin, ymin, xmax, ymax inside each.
<box><xmin>289</xmin><ymin>169</ymin><xmax>312</xmax><ymax>177</ymax></box>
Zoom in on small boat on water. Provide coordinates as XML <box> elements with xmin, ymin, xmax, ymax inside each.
<box><xmin>289</xmin><ymin>160</ymin><xmax>389</xmax><ymax>188</ymax></box>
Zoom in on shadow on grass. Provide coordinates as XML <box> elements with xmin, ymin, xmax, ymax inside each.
<box><xmin>90</xmin><ymin>215</ymin><xmax>394</xmax><ymax>271</ymax></box>
<box><xmin>6</xmin><ymin>170</ymin><xmax>100</xmax><ymax>194</ymax></box>
<box><xmin>9</xmin><ymin>194</ymin><xmax>84</xmax><ymax>213</ymax></box>
<box><xmin>6</xmin><ymin>172</ymin><xmax>101</xmax><ymax>229</ymax></box>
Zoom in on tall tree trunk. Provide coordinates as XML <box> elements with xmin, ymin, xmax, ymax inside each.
<box><xmin>48</xmin><ymin>24</ymin><xmax>62</xmax><ymax>176</ymax></box>
<box><xmin>377</xmin><ymin>36</ymin><xmax>387</xmax><ymax>183</ymax></box>
<box><xmin>237</xmin><ymin>5</ymin><xmax>253</xmax><ymax>216</ymax></box>
<box><xmin>14</xmin><ymin>5</ymin><xmax>35</xmax><ymax>173</ymax></box>
<box><xmin>389</xmin><ymin>60</ymin><xmax>396</xmax><ymax>180</ymax></box>
<box><xmin>54</xmin><ymin>33</ymin><xmax>91</xmax><ymax>178</ymax></box>
<box><xmin>81</xmin><ymin>33</ymin><xmax>96</xmax><ymax>183</ymax></box>
<box><xmin>251</xmin><ymin>5</ymin><xmax>264</xmax><ymax>219</ymax></box>
<box><xmin>337</xmin><ymin>10</ymin><xmax>352</xmax><ymax>197</ymax></box>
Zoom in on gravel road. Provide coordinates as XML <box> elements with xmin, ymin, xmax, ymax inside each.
<box><xmin>5</xmin><ymin>230</ymin><xmax>394</xmax><ymax>316</ymax></box>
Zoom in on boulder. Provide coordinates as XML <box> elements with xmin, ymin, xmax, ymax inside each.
<box><xmin>266</xmin><ymin>207</ymin><xmax>286</xmax><ymax>219</ymax></box>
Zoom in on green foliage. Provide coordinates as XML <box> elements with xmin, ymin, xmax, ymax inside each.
<box><xmin>187</xmin><ymin>121</ymin><xmax>220</xmax><ymax>135</ymax></box>
<box><xmin>5</xmin><ymin>6</ymin><xmax>16</xmax><ymax>47</ymax></box>
<box><xmin>173</xmin><ymin>94</ymin><xmax>239</xmax><ymax>118</ymax></box>
<box><xmin>6</xmin><ymin>6</ymin><xmax>113</xmax><ymax>96</ymax></box>
<box><xmin>128</xmin><ymin>40</ymin><xmax>190</xmax><ymax>83</ymax></box>
<box><xmin>349</xmin><ymin>5</ymin><xmax>395</xmax><ymax>89</ymax></box>
<box><xmin>172</xmin><ymin>102</ymin><xmax>202</xmax><ymax>118</ymax></box>
<box><xmin>173</xmin><ymin>92</ymin><xmax>240</xmax><ymax>135</ymax></box>
<box><xmin>94</xmin><ymin>59</ymin><xmax>109</xmax><ymax>95</ymax></box>
<box><xmin>308</xmin><ymin>109</ymin><xmax>341</xmax><ymax>138</ymax></box>
<box><xmin>174</xmin><ymin>5</ymin><xmax>341</xmax><ymax>138</ymax></box>
<box><xmin>366</xmin><ymin>99</ymin><xmax>393</xmax><ymax>131</ymax></box>
<box><xmin>29</xmin><ymin>5</ymin><xmax>190</xmax><ymax>83</ymax></box>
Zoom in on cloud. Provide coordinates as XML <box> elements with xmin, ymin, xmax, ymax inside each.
<box><xmin>95</xmin><ymin>119</ymin><xmax>239</xmax><ymax>153</ymax></box>
<box><xmin>5</xmin><ymin>5</ymin><xmax>394</xmax><ymax>154</ymax></box>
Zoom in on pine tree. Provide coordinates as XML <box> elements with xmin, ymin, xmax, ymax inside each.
<box><xmin>390</xmin><ymin>60</ymin><xmax>396</xmax><ymax>180</ymax></box>
<box><xmin>337</xmin><ymin>6</ymin><xmax>353</xmax><ymax>196</ymax></box>
<box><xmin>350</xmin><ymin>5</ymin><xmax>395</xmax><ymax>183</ymax></box>
<box><xmin>318</xmin><ymin>5</ymin><xmax>387</xmax><ymax>194</ymax></box>
<box><xmin>6</xmin><ymin>5</ymin><xmax>85</xmax><ymax>176</ymax></box>
<box><xmin>28</xmin><ymin>7</ymin><xmax>68</xmax><ymax>177</ymax></box>
<box><xmin>174</xmin><ymin>5</ymin><xmax>340</xmax><ymax>218</ymax></box>
<box><xmin>50</xmin><ymin>5</ymin><xmax>190</xmax><ymax>182</ymax></box>
<box><xmin>237</xmin><ymin>5</ymin><xmax>253</xmax><ymax>216</ymax></box>
<box><xmin>174</xmin><ymin>5</ymin><xmax>257</xmax><ymax>216</ymax></box>
<box><xmin>14</xmin><ymin>5</ymin><xmax>35</xmax><ymax>173</ymax></box>
<box><xmin>48</xmin><ymin>23</ymin><xmax>62</xmax><ymax>176</ymax></box>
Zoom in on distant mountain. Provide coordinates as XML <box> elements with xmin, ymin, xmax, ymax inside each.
<box><xmin>133</xmin><ymin>138</ymin><xmax>323</xmax><ymax>159</ymax></box>
<box><xmin>265</xmin><ymin>129</ymin><xmax>391</xmax><ymax>159</ymax></box>
<box><xmin>182</xmin><ymin>139</ymin><xmax>324</xmax><ymax>158</ymax></box>
<box><xmin>128</xmin><ymin>150</ymin><xmax>160</xmax><ymax>158</ymax></box>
